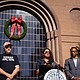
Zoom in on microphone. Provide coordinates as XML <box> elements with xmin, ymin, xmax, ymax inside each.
<box><xmin>52</xmin><ymin>62</ymin><xmax>59</xmax><ymax>69</ymax></box>
<box><xmin>52</xmin><ymin>62</ymin><xmax>65</xmax><ymax>71</ymax></box>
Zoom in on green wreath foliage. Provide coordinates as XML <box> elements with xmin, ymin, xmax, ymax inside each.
<box><xmin>4</xmin><ymin>20</ymin><xmax>27</xmax><ymax>40</ymax></box>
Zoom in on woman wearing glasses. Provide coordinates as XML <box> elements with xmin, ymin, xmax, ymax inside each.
<box><xmin>36</xmin><ymin>48</ymin><xmax>58</xmax><ymax>80</ymax></box>
<box><xmin>0</xmin><ymin>42</ymin><xmax>20</xmax><ymax>80</ymax></box>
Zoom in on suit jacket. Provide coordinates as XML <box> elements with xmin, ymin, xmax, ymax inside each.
<box><xmin>64</xmin><ymin>57</ymin><xmax>80</xmax><ymax>80</ymax></box>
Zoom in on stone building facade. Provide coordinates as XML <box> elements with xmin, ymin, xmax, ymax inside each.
<box><xmin>45</xmin><ymin>0</ymin><xmax>80</xmax><ymax>65</ymax></box>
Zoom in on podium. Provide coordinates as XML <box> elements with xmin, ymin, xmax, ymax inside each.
<box><xmin>39</xmin><ymin>64</ymin><xmax>58</xmax><ymax>80</ymax></box>
<box><xmin>39</xmin><ymin>65</ymin><xmax>53</xmax><ymax>80</ymax></box>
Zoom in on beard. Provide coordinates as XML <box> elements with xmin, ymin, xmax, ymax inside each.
<box><xmin>71</xmin><ymin>53</ymin><xmax>77</xmax><ymax>58</ymax></box>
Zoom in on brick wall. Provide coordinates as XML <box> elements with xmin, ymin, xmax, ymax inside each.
<box><xmin>45</xmin><ymin>0</ymin><xmax>80</xmax><ymax>65</ymax></box>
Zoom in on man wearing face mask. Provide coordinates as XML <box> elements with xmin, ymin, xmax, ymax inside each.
<box><xmin>0</xmin><ymin>42</ymin><xmax>20</xmax><ymax>80</ymax></box>
<box><xmin>64</xmin><ymin>47</ymin><xmax>80</xmax><ymax>80</ymax></box>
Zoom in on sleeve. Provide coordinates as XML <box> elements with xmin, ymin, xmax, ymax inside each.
<box><xmin>64</xmin><ymin>59</ymin><xmax>73</xmax><ymax>78</ymax></box>
<box><xmin>14</xmin><ymin>55</ymin><xmax>20</xmax><ymax>66</ymax></box>
<box><xmin>36</xmin><ymin>59</ymin><xmax>41</xmax><ymax>69</ymax></box>
<box><xmin>0</xmin><ymin>54</ymin><xmax>3</xmax><ymax>67</ymax></box>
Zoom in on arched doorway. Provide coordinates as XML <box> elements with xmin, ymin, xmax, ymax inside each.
<box><xmin>0</xmin><ymin>0</ymin><xmax>62</xmax><ymax>79</ymax></box>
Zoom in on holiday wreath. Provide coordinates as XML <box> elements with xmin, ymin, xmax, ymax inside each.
<box><xmin>4</xmin><ymin>16</ymin><xmax>27</xmax><ymax>40</ymax></box>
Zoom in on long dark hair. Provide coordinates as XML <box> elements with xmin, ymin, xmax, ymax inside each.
<box><xmin>41</xmin><ymin>48</ymin><xmax>54</xmax><ymax>62</ymax></box>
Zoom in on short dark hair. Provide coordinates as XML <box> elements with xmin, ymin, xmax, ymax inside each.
<box><xmin>70</xmin><ymin>47</ymin><xmax>77</xmax><ymax>52</ymax></box>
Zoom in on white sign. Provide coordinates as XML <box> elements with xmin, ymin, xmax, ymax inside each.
<box><xmin>44</xmin><ymin>69</ymin><xmax>67</xmax><ymax>80</ymax></box>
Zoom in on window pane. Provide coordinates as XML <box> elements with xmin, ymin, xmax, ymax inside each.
<box><xmin>0</xmin><ymin>10</ymin><xmax>46</xmax><ymax>80</ymax></box>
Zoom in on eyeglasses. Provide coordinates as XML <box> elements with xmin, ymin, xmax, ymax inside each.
<box><xmin>71</xmin><ymin>51</ymin><xmax>77</xmax><ymax>52</ymax></box>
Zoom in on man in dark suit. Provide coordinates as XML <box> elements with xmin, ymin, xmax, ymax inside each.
<box><xmin>64</xmin><ymin>47</ymin><xmax>80</xmax><ymax>80</ymax></box>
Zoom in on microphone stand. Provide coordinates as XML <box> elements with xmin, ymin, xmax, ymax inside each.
<box><xmin>57</xmin><ymin>64</ymin><xmax>61</xmax><ymax>80</ymax></box>
<box><xmin>57</xmin><ymin>64</ymin><xmax>66</xmax><ymax>80</ymax></box>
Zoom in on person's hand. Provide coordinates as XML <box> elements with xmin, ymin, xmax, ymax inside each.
<box><xmin>6</xmin><ymin>74</ymin><xmax>13</xmax><ymax>79</ymax></box>
<box><xmin>71</xmin><ymin>77</ymin><xmax>78</xmax><ymax>80</ymax></box>
<box><xmin>6</xmin><ymin>78</ymin><xmax>11</xmax><ymax>80</ymax></box>
<box><xmin>9</xmin><ymin>74</ymin><xmax>13</xmax><ymax>79</ymax></box>
<box><xmin>77</xmin><ymin>77</ymin><xmax>80</xmax><ymax>80</ymax></box>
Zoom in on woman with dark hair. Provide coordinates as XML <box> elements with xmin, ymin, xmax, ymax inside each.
<box><xmin>36</xmin><ymin>48</ymin><xmax>58</xmax><ymax>80</ymax></box>
<box><xmin>41</xmin><ymin>48</ymin><xmax>54</xmax><ymax>63</ymax></box>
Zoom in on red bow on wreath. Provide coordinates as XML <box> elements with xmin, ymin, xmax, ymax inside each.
<box><xmin>9</xmin><ymin>16</ymin><xmax>22</xmax><ymax>38</ymax></box>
